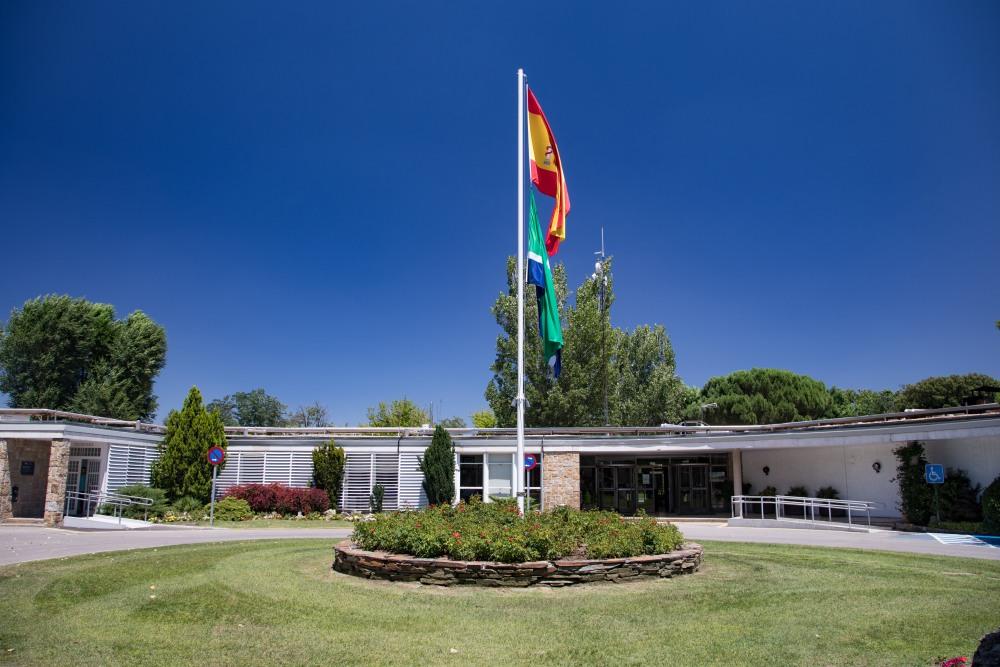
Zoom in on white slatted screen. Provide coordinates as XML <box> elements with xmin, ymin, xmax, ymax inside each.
<box><xmin>398</xmin><ymin>453</ymin><xmax>427</xmax><ymax>509</ymax></box>
<box><xmin>106</xmin><ymin>444</ymin><xmax>160</xmax><ymax>492</ymax></box>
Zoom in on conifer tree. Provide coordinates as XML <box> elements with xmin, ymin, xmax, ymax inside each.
<box><xmin>312</xmin><ymin>439</ymin><xmax>346</xmax><ymax>508</ymax></box>
<box><xmin>151</xmin><ymin>386</ymin><xmax>227</xmax><ymax>502</ymax></box>
<box><xmin>419</xmin><ymin>425</ymin><xmax>455</xmax><ymax>505</ymax></box>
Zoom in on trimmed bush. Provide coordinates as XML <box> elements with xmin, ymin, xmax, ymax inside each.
<box><xmin>224</xmin><ymin>483</ymin><xmax>330</xmax><ymax>515</ymax></box>
<box><xmin>419</xmin><ymin>425</ymin><xmax>454</xmax><ymax>505</ymax></box>
<box><xmin>816</xmin><ymin>486</ymin><xmax>840</xmax><ymax>500</ymax></box>
<box><xmin>938</xmin><ymin>469</ymin><xmax>982</xmax><ymax>523</ymax></box>
<box><xmin>312</xmin><ymin>440</ymin><xmax>346</xmax><ymax>509</ymax></box>
<box><xmin>787</xmin><ymin>486</ymin><xmax>809</xmax><ymax>497</ymax></box>
<box><xmin>982</xmin><ymin>475</ymin><xmax>1000</xmax><ymax>533</ymax></box>
<box><xmin>109</xmin><ymin>485</ymin><xmax>169</xmax><ymax>519</ymax></box>
<box><xmin>893</xmin><ymin>442</ymin><xmax>933</xmax><ymax>525</ymax></box>
<box><xmin>212</xmin><ymin>497</ymin><xmax>252</xmax><ymax>521</ymax></box>
<box><xmin>351</xmin><ymin>497</ymin><xmax>685</xmax><ymax>564</ymax></box>
<box><xmin>370</xmin><ymin>484</ymin><xmax>385</xmax><ymax>513</ymax></box>
<box><xmin>171</xmin><ymin>496</ymin><xmax>204</xmax><ymax>514</ymax></box>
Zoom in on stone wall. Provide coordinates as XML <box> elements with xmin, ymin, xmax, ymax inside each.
<box><xmin>43</xmin><ymin>439</ymin><xmax>70</xmax><ymax>527</ymax></box>
<box><xmin>333</xmin><ymin>540</ymin><xmax>703</xmax><ymax>587</ymax></box>
<box><xmin>542</xmin><ymin>451</ymin><xmax>580</xmax><ymax>510</ymax></box>
<box><xmin>0</xmin><ymin>440</ymin><xmax>11</xmax><ymax>521</ymax></box>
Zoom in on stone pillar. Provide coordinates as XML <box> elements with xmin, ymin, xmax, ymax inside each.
<box><xmin>43</xmin><ymin>439</ymin><xmax>70</xmax><ymax>527</ymax></box>
<box><xmin>0</xmin><ymin>440</ymin><xmax>12</xmax><ymax>522</ymax></box>
<box><xmin>542</xmin><ymin>452</ymin><xmax>580</xmax><ymax>510</ymax></box>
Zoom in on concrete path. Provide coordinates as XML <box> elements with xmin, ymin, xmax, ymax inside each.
<box><xmin>678</xmin><ymin>522</ymin><xmax>1000</xmax><ymax>560</ymax></box>
<box><xmin>1</xmin><ymin>522</ymin><xmax>997</xmax><ymax>566</ymax></box>
<box><xmin>0</xmin><ymin>525</ymin><xmax>350</xmax><ymax>566</ymax></box>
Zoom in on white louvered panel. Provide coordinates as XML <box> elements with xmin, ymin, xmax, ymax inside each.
<box><xmin>374</xmin><ymin>452</ymin><xmax>399</xmax><ymax>510</ymax></box>
<box><xmin>238</xmin><ymin>453</ymin><xmax>265</xmax><ymax>485</ymax></box>
<box><xmin>216</xmin><ymin>452</ymin><xmax>241</xmax><ymax>493</ymax></box>
<box><xmin>289</xmin><ymin>451</ymin><xmax>313</xmax><ymax>488</ymax></box>
<box><xmin>263</xmin><ymin>452</ymin><xmax>292</xmax><ymax>484</ymax></box>
<box><xmin>341</xmin><ymin>452</ymin><xmax>373</xmax><ymax>512</ymax></box>
<box><xmin>127</xmin><ymin>446</ymin><xmax>149</xmax><ymax>487</ymax></box>
<box><xmin>397</xmin><ymin>453</ymin><xmax>427</xmax><ymax>509</ymax></box>
<box><xmin>106</xmin><ymin>445</ymin><xmax>129</xmax><ymax>491</ymax></box>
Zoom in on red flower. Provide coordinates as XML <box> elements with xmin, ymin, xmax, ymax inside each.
<box><xmin>452</xmin><ymin>531</ymin><xmax>461</xmax><ymax>538</ymax></box>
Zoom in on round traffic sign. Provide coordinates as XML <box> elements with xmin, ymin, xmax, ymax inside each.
<box><xmin>207</xmin><ymin>446</ymin><xmax>226</xmax><ymax>465</ymax></box>
<box><xmin>524</xmin><ymin>454</ymin><xmax>538</xmax><ymax>471</ymax></box>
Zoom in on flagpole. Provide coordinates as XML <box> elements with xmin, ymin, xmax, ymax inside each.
<box><xmin>516</xmin><ymin>67</ymin><xmax>526</xmax><ymax>514</ymax></box>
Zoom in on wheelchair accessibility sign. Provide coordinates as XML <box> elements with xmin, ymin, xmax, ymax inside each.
<box><xmin>924</xmin><ymin>464</ymin><xmax>945</xmax><ymax>485</ymax></box>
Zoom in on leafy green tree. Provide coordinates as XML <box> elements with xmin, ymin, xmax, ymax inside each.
<box><xmin>437</xmin><ymin>416</ymin><xmax>467</xmax><ymax>428</ymax></box>
<box><xmin>896</xmin><ymin>373</ymin><xmax>1000</xmax><ymax>409</ymax></box>
<box><xmin>485</xmin><ymin>257</ymin><xmax>686</xmax><ymax>427</ymax></box>
<box><xmin>151</xmin><ymin>387</ymin><xmax>227</xmax><ymax>502</ymax></box>
<box><xmin>892</xmin><ymin>441</ymin><xmax>933</xmax><ymax>525</ymax></box>
<box><xmin>699</xmin><ymin>368</ymin><xmax>833</xmax><ymax>425</ymax></box>
<box><xmin>207</xmin><ymin>388</ymin><xmax>287</xmax><ymax>427</ymax></box>
<box><xmin>312</xmin><ymin>439</ymin><xmax>345</xmax><ymax>508</ymax></box>
<box><xmin>366</xmin><ymin>398</ymin><xmax>428</xmax><ymax>427</ymax></box>
<box><xmin>0</xmin><ymin>296</ymin><xmax>165</xmax><ymax>420</ymax></box>
<box><xmin>288</xmin><ymin>402</ymin><xmax>329</xmax><ymax>427</ymax></box>
<box><xmin>611</xmin><ymin>324</ymin><xmax>687</xmax><ymax>426</ymax></box>
<box><xmin>828</xmin><ymin>388</ymin><xmax>898</xmax><ymax>417</ymax></box>
<box><xmin>419</xmin><ymin>425</ymin><xmax>455</xmax><ymax>504</ymax></box>
<box><xmin>471</xmin><ymin>409</ymin><xmax>497</xmax><ymax>428</ymax></box>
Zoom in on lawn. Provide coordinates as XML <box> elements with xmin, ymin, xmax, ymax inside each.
<box><xmin>1</xmin><ymin>539</ymin><xmax>997</xmax><ymax>666</ymax></box>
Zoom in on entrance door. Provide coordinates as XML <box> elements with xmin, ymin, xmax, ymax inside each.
<box><xmin>66</xmin><ymin>458</ymin><xmax>101</xmax><ymax>516</ymax></box>
<box><xmin>614</xmin><ymin>467</ymin><xmax>635</xmax><ymax>515</ymax></box>
<box><xmin>676</xmin><ymin>464</ymin><xmax>710</xmax><ymax>514</ymax></box>
<box><xmin>637</xmin><ymin>467</ymin><xmax>668</xmax><ymax>515</ymax></box>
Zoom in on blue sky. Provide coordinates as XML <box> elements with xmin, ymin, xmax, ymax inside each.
<box><xmin>1</xmin><ymin>1</ymin><xmax>998</xmax><ymax>424</ymax></box>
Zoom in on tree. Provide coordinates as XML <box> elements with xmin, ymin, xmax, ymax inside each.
<box><xmin>207</xmin><ymin>388</ymin><xmax>287</xmax><ymax>427</ymax></box>
<box><xmin>828</xmin><ymin>388</ymin><xmax>898</xmax><ymax>417</ymax></box>
<box><xmin>288</xmin><ymin>402</ymin><xmax>330</xmax><ymax>427</ymax></box>
<box><xmin>367</xmin><ymin>398</ymin><xmax>428</xmax><ymax>427</ymax></box>
<box><xmin>485</xmin><ymin>257</ymin><xmax>687</xmax><ymax>427</ymax></box>
<box><xmin>471</xmin><ymin>409</ymin><xmax>497</xmax><ymax>428</ymax></box>
<box><xmin>312</xmin><ymin>439</ymin><xmax>346</xmax><ymax>508</ymax></box>
<box><xmin>699</xmin><ymin>368</ymin><xmax>833</xmax><ymax>425</ymax></box>
<box><xmin>437</xmin><ymin>416</ymin><xmax>467</xmax><ymax>428</ymax></box>
<box><xmin>151</xmin><ymin>387</ymin><xmax>227</xmax><ymax>502</ymax></box>
<box><xmin>892</xmin><ymin>441</ymin><xmax>933</xmax><ymax>525</ymax></box>
<box><xmin>0</xmin><ymin>296</ymin><xmax>166</xmax><ymax>420</ymax></box>
<box><xmin>897</xmin><ymin>373</ymin><xmax>1000</xmax><ymax>409</ymax></box>
<box><xmin>419</xmin><ymin>425</ymin><xmax>455</xmax><ymax>504</ymax></box>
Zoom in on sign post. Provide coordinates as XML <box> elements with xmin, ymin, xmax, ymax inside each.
<box><xmin>207</xmin><ymin>446</ymin><xmax>226</xmax><ymax>526</ymax></box>
<box><xmin>925</xmin><ymin>463</ymin><xmax>945</xmax><ymax>524</ymax></box>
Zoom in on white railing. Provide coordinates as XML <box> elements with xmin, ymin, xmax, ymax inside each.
<box><xmin>731</xmin><ymin>494</ymin><xmax>878</xmax><ymax>529</ymax></box>
<box><xmin>63</xmin><ymin>490</ymin><xmax>154</xmax><ymax>524</ymax></box>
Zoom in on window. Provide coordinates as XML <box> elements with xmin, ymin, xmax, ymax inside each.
<box><xmin>486</xmin><ymin>453</ymin><xmax>512</xmax><ymax>499</ymax></box>
<box><xmin>459</xmin><ymin>454</ymin><xmax>483</xmax><ymax>502</ymax></box>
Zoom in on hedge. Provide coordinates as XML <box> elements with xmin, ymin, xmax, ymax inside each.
<box><xmin>223</xmin><ymin>483</ymin><xmax>330</xmax><ymax>515</ymax></box>
<box><xmin>351</xmin><ymin>497</ymin><xmax>685</xmax><ymax>563</ymax></box>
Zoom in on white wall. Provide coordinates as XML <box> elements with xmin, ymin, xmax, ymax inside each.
<box><xmin>923</xmin><ymin>436</ymin><xmax>1000</xmax><ymax>492</ymax></box>
<box><xmin>742</xmin><ymin>444</ymin><xmax>901</xmax><ymax>517</ymax></box>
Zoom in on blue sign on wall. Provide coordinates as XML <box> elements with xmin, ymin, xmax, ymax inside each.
<box><xmin>924</xmin><ymin>463</ymin><xmax>945</xmax><ymax>485</ymax></box>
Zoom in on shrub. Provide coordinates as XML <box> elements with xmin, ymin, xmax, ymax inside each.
<box><xmin>893</xmin><ymin>442</ymin><xmax>933</xmax><ymax>525</ymax></box>
<box><xmin>787</xmin><ymin>485</ymin><xmax>809</xmax><ymax>497</ymax></box>
<box><xmin>938</xmin><ymin>469</ymin><xmax>982</xmax><ymax>523</ymax></box>
<box><xmin>420</xmin><ymin>425</ymin><xmax>455</xmax><ymax>505</ymax></box>
<box><xmin>224</xmin><ymin>483</ymin><xmax>330</xmax><ymax>515</ymax></box>
<box><xmin>213</xmin><ymin>497</ymin><xmax>252</xmax><ymax>521</ymax></box>
<box><xmin>171</xmin><ymin>496</ymin><xmax>204</xmax><ymax>514</ymax></box>
<box><xmin>109</xmin><ymin>485</ymin><xmax>170</xmax><ymax>519</ymax></box>
<box><xmin>982</xmin><ymin>476</ymin><xmax>1000</xmax><ymax>533</ymax></box>
<box><xmin>759</xmin><ymin>486</ymin><xmax>777</xmax><ymax>496</ymax></box>
<box><xmin>816</xmin><ymin>486</ymin><xmax>840</xmax><ymax>500</ymax></box>
<box><xmin>351</xmin><ymin>497</ymin><xmax>685</xmax><ymax>564</ymax></box>
<box><xmin>370</xmin><ymin>484</ymin><xmax>385</xmax><ymax>513</ymax></box>
<box><xmin>312</xmin><ymin>440</ymin><xmax>346</xmax><ymax>509</ymax></box>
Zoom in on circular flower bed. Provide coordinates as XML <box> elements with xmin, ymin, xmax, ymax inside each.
<box><xmin>333</xmin><ymin>498</ymin><xmax>703</xmax><ymax>586</ymax></box>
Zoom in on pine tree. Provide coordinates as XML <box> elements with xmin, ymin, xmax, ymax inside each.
<box><xmin>151</xmin><ymin>386</ymin><xmax>227</xmax><ymax>502</ymax></box>
<box><xmin>312</xmin><ymin>439</ymin><xmax>346</xmax><ymax>508</ymax></box>
<box><xmin>419</xmin><ymin>425</ymin><xmax>455</xmax><ymax>505</ymax></box>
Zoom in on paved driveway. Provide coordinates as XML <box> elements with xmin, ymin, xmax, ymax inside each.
<box><xmin>0</xmin><ymin>525</ymin><xmax>350</xmax><ymax>566</ymax></box>
<box><xmin>1</xmin><ymin>522</ymin><xmax>997</xmax><ymax>566</ymax></box>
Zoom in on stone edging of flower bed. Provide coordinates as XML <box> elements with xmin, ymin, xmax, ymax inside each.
<box><xmin>332</xmin><ymin>539</ymin><xmax>703</xmax><ymax>587</ymax></box>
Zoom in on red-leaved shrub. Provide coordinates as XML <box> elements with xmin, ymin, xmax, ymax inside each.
<box><xmin>224</xmin><ymin>483</ymin><xmax>330</xmax><ymax>515</ymax></box>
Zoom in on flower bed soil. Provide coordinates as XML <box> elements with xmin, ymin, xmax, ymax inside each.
<box><xmin>333</xmin><ymin>540</ymin><xmax>703</xmax><ymax>587</ymax></box>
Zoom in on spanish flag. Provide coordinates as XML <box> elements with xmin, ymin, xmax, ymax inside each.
<box><xmin>527</xmin><ymin>87</ymin><xmax>570</xmax><ymax>256</ymax></box>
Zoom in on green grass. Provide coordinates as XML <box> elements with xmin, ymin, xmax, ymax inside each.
<box><xmin>1</xmin><ymin>540</ymin><xmax>997</xmax><ymax>666</ymax></box>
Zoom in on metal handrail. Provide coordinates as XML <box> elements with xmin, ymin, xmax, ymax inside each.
<box><xmin>731</xmin><ymin>494</ymin><xmax>878</xmax><ymax>529</ymax></box>
<box><xmin>63</xmin><ymin>490</ymin><xmax>154</xmax><ymax>524</ymax></box>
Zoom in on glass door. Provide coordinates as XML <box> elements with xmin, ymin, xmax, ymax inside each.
<box><xmin>676</xmin><ymin>464</ymin><xmax>710</xmax><ymax>514</ymax></box>
<box><xmin>614</xmin><ymin>466</ymin><xmax>635</xmax><ymax>515</ymax></box>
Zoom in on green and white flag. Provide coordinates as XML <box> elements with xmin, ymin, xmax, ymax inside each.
<box><xmin>527</xmin><ymin>191</ymin><xmax>563</xmax><ymax>375</ymax></box>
